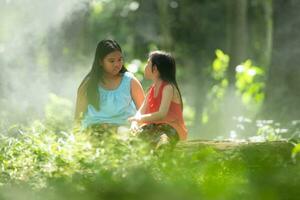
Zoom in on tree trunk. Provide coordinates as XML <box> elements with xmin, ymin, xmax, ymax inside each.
<box><xmin>211</xmin><ymin>0</ymin><xmax>249</xmax><ymax>138</ymax></box>
<box><xmin>227</xmin><ymin>0</ymin><xmax>248</xmax><ymax>84</ymax></box>
<box><xmin>156</xmin><ymin>0</ymin><xmax>172</xmax><ymax>50</ymax></box>
<box><xmin>247</xmin><ymin>0</ymin><xmax>273</xmax><ymax>68</ymax></box>
<box><xmin>262</xmin><ymin>0</ymin><xmax>300</xmax><ymax>122</ymax></box>
<box><xmin>262</xmin><ymin>0</ymin><xmax>273</xmax><ymax>67</ymax></box>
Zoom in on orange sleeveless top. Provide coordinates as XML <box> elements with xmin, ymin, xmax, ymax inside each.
<box><xmin>143</xmin><ymin>81</ymin><xmax>188</xmax><ymax>140</ymax></box>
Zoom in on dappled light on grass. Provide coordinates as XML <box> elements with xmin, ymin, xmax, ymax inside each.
<box><xmin>0</xmin><ymin>121</ymin><xmax>300</xmax><ymax>199</ymax></box>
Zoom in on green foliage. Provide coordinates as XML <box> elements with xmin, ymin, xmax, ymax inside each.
<box><xmin>90</xmin><ymin>1</ymin><xmax>104</xmax><ymax>16</ymax></box>
<box><xmin>212</xmin><ymin>50</ymin><xmax>230</xmax><ymax>81</ymax></box>
<box><xmin>202</xmin><ymin>49</ymin><xmax>229</xmax><ymax>124</ymax></box>
<box><xmin>235</xmin><ymin>60</ymin><xmax>265</xmax><ymax>110</ymax></box>
<box><xmin>0</xmin><ymin>120</ymin><xmax>299</xmax><ymax>199</ymax></box>
<box><xmin>256</xmin><ymin>123</ymin><xmax>283</xmax><ymax>142</ymax></box>
<box><xmin>292</xmin><ymin>143</ymin><xmax>300</xmax><ymax>162</ymax></box>
<box><xmin>0</xmin><ymin>122</ymin><xmax>151</xmax><ymax>189</ymax></box>
<box><xmin>202</xmin><ymin>50</ymin><xmax>266</xmax><ymax>126</ymax></box>
<box><xmin>0</xmin><ymin>0</ymin><xmax>299</xmax><ymax>198</ymax></box>
<box><xmin>229</xmin><ymin>117</ymin><xmax>293</xmax><ymax>143</ymax></box>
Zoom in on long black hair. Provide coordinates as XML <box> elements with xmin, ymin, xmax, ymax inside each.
<box><xmin>149</xmin><ymin>50</ymin><xmax>183</xmax><ymax>109</ymax></box>
<box><xmin>79</xmin><ymin>39</ymin><xmax>127</xmax><ymax>110</ymax></box>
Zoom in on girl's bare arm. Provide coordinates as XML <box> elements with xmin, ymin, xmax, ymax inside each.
<box><xmin>74</xmin><ymin>83</ymin><xmax>88</xmax><ymax>122</ymax></box>
<box><xmin>130</xmin><ymin>84</ymin><xmax>173</xmax><ymax>122</ymax></box>
<box><xmin>130</xmin><ymin>76</ymin><xmax>145</xmax><ymax>109</ymax></box>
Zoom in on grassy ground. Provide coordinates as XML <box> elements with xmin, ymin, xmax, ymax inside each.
<box><xmin>0</xmin><ymin>125</ymin><xmax>300</xmax><ymax>200</ymax></box>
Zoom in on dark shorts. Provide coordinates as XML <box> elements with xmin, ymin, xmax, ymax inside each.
<box><xmin>139</xmin><ymin>123</ymin><xmax>179</xmax><ymax>148</ymax></box>
<box><xmin>85</xmin><ymin>123</ymin><xmax>179</xmax><ymax>149</ymax></box>
<box><xmin>86</xmin><ymin>123</ymin><xmax>118</xmax><ymax>138</ymax></box>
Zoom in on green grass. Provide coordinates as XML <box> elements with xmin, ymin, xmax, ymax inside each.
<box><xmin>0</xmin><ymin>121</ymin><xmax>300</xmax><ymax>200</ymax></box>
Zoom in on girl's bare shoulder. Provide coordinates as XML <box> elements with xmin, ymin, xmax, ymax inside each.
<box><xmin>163</xmin><ymin>83</ymin><xmax>181</xmax><ymax>103</ymax></box>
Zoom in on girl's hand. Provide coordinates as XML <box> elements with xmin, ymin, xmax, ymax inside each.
<box><xmin>130</xmin><ymin>121</ymin><xmax>142</xmax><ymax>135</ymax></box>
<box><xmin>128</xmin><ymin>112</ymin><xmax>142</xmax><ymax>122</ymax></box>
<box><xmin>128</xmin><ymin>111</ymin><xmax>143</xmax><ymax>135</ymax></box>
<box><xmin>128</xmin><ymin>116</ymin><xmax>136</xmax><ymax>122</ymax></box>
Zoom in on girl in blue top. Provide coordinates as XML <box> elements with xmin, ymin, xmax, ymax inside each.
<box><xmin>75</xmin><ymin>39</ymin><xmax>144</xmax><ymax>134</ymax></box>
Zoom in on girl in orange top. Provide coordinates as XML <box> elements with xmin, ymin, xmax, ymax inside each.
<box><xmin>129</xmin><ymin>50</ymin><xmax>187</xmax><ymax>148</ymax></box>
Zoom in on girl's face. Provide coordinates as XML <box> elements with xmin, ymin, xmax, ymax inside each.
<box><xmin>101</xmin><ymin>51</ymin><xmax>123</xmax><ymax>76</ymax></box>
<box><xmin>144</xmin><ymin>58</ymin><xmax>155</xmax><ymax>80</ymax></box>
<box><xmin>144</xmin><ymin>58</ymin><xmax>160</xmax><ymax>80</ymax></box>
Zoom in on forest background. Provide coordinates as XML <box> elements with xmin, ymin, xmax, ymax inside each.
<box><xmin>0</xmin><ymin>0</ymin><xmax>299</xmax><ymax>140</ymax></box>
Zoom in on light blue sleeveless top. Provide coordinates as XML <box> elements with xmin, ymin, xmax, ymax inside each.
<box><xmin>82</xmin><ymin>72</ymin><xmax>137</xmax><ymax>128</ymax></box>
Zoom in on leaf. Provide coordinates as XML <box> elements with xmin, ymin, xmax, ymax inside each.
<box><xmin>292</xmin><ymin>144</ymin><xmax>300</xmax><ymax>159</ymax></box>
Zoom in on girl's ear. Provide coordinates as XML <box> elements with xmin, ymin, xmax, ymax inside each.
<box><xmin>152</xmin><ymin>65</ymin><xmax>158</xmax><ymax>72</ymax></box>
<box><xmin>152</xmin><ymin>65</ymin><xmax>160</xmax><ymax>76</ymax></box>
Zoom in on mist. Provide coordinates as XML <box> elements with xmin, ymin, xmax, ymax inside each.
<box><xmin>0</xmin><ymin>0</ymin><xmax>89</xmax><ymax>126</ymax></box>
<box><xmin>1</xmin><ymin>0</ymin><xmax>299</xmax><ymax>141</ymax></box>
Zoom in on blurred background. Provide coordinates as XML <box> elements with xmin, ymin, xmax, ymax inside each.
<box><xmin>0</xmin><ymin>0</ymin><xmax>299</xmax><ymax>139</ymax></box>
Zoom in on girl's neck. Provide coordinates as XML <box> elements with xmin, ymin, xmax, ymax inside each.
<box><xmin>99</xmin><ymin>73</ymin><xmax>122</xmax><ymax>90</ymax></box>
<box><xmin>153</xmin><ymin>78</ymin><xmax>162</xmax><ymax>87</ymax></box>
<box><xmin>102</xmin><ymin>73</ymin><xmax>121</xmax><ymax>83</ymax></box>
<box><xmin>153</xmin><ymin>79</ymin><xmax>163</xmax><ymax>94</ymax></box>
